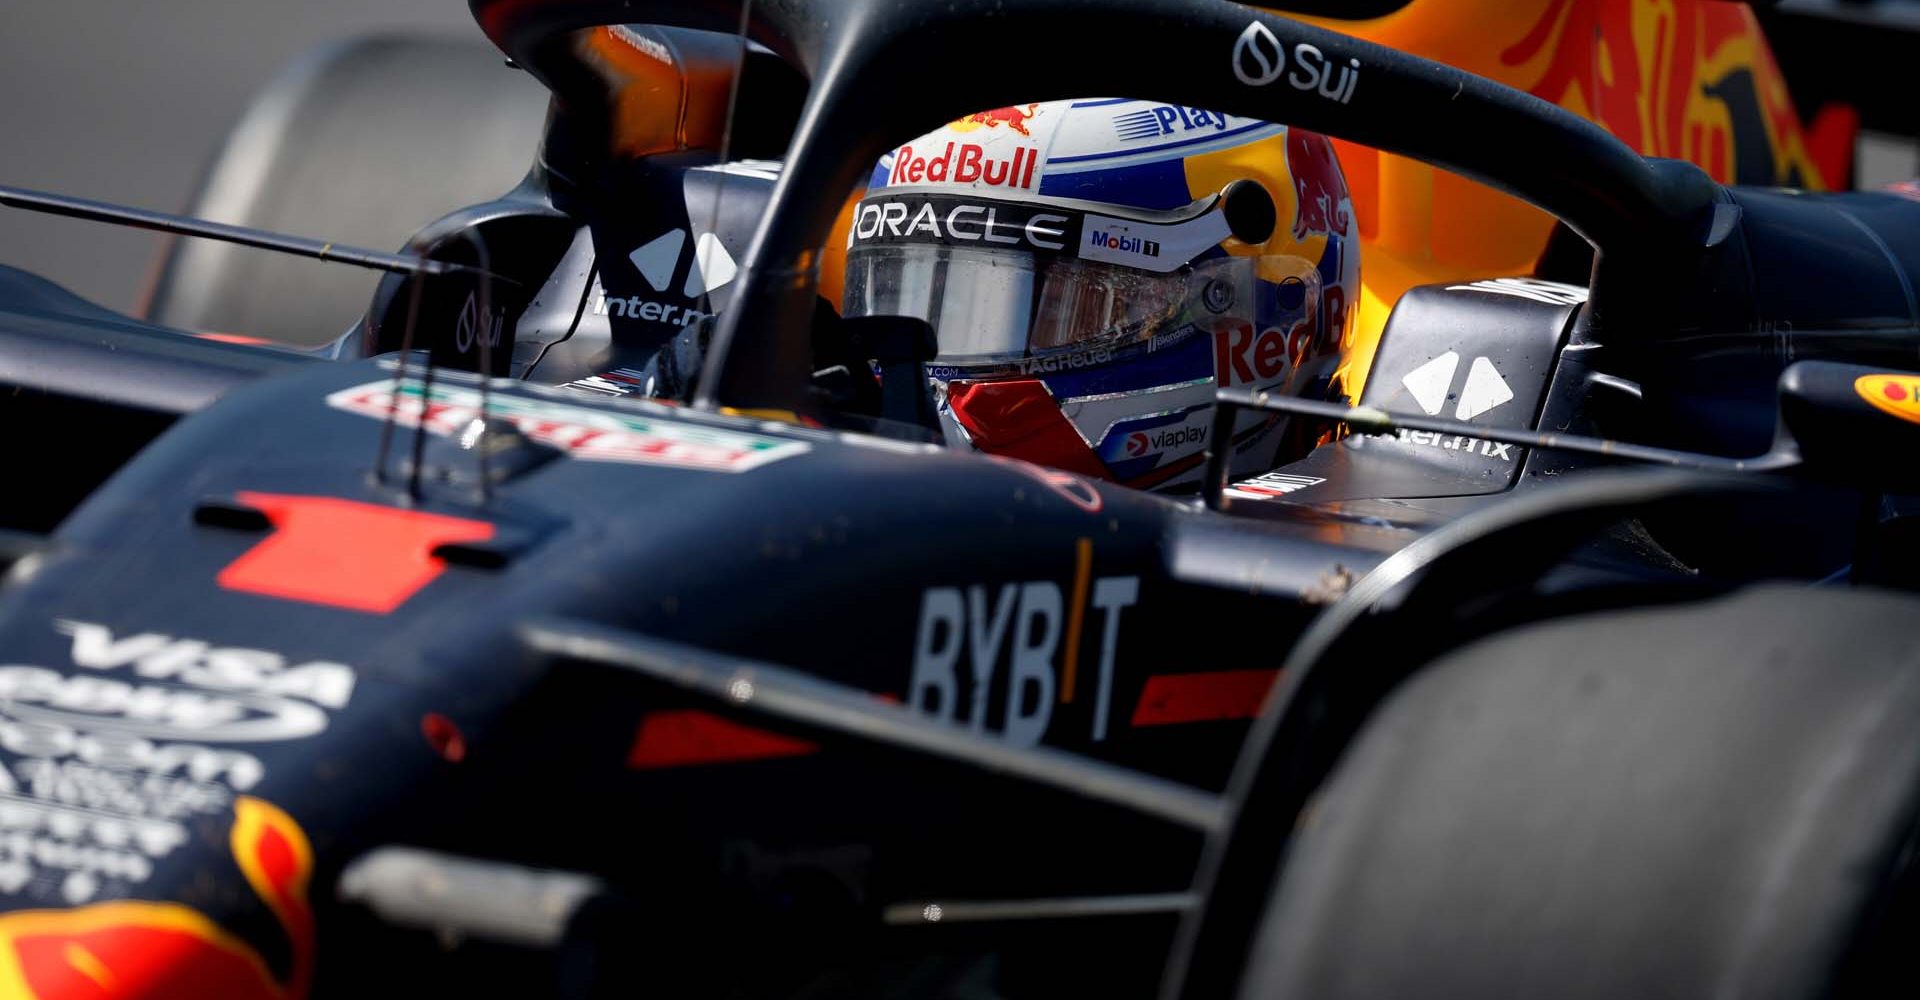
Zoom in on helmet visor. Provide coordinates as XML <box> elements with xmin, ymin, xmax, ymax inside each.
<box><xmin>841</xmin><ymin>188</ymin><xmax>1254</xmax><ymax>364</ymax></box>
<box><xmin>843</xmin><ymin>244</ymin><xmax>1212</xmax><ymax>362</ymax></box>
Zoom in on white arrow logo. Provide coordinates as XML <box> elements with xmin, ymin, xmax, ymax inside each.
<box><xmin>1400</xmin><ymin>351</ymin><xmax>1514</xmax><ymax>421</ymax></box>
<box><xmin>629</xmin><ymin>229</ymin><xmax>738</xmax><ymax>298</ymax></box>
<box><xmin>687</xmin><ymin>232</ymin><xmax>738</xmax><ymax>297</ymax></box>
<box><xmin>629</xmin><ymin>230</ymin><xmax>685</xmax><ymax>293</ymax></box>
<box><xmin>1455</xmin><ymin>356</ymin><xmax>1514</xmax><ymax>420</ymax></box>
<box><xmin>1401</xmin><ymin>351</ymin><xmax>1458</xmax><ymax>416</ymax></box>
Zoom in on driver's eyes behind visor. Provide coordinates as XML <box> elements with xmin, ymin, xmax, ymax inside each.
<box><xmin>844</xmin><ymin>245</ymin><xmax>1205</xmax><ymax>361</ymax></box>
<box><xmin>843</xmin><ymin>189</ymin><xmax>1261</xmax><ymax>363</ymax></box>
<box><xmin>1030</xmin><ymin>259</ymin><xmax>1191</xmax><ymax>352</ymax></box>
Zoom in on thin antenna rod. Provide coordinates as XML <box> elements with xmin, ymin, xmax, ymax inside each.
<box><xmin>373</xmin><ymin>275</ymin><xmax>431</xmax><ymax>489</ymax></box>
<box><xmin>0</xmin><ymin>183</ymin><xmax>461</xmax><ymax>278</ymax></box>
<box><xmin>1202</xmin><ymin>388</ymin><xmax>1801</xmax><ymax>506</ymax></box>
<box><xmin>684</xmin><ymin>0</ymin><xmax>757</xmax><ymax>406</ymax></box>
<box><xmin>409</xmin><ymin>353</ymin><xmax>437</xmax><ymax>502</ymax></box>
<box><xmin>880</xmin><ymin>892</ymin><xmax>1196</xmax><ymax>926</ymax></box>
<box><xmin>463</xmin><ymin>229</ymin><xmax>497</xmax><ymax>503</ymax></box>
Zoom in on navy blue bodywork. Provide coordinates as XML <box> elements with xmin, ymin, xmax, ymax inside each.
<box><xmin>0</xmin><ymin>0</ymin><xmax>1917</xmax><ymax>993</ymax></box>
<box><xmin>0</xmin><ymin>355</ymin><xmax>1415</xmax><ymax>992</ymax></box>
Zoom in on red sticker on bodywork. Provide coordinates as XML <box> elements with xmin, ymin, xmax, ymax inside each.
<box><xmin>1131</xmin><ymin>669</ymin><xmax>1280</xmax><ymax>727</ymax></box>
<box><xmin>216</xmin><ymin>493</ymin><xmax>495</xmax><ymax>614</ymax></box>
<box><xmin>193</xmin><ymin>332</ymin><xmax>279</xmax><ymax>347</ymax></box>
<box><xmin>627</xmin><ymin>710</ymin><xmax>818</xmax><ymax>769</ymax></box>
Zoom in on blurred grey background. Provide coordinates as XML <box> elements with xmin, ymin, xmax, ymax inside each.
<box><xmin>0</xmin><ymin>1</ymin><xmax>484</xmax><ymax>316</ymax></box>
<box><xmin>0</xmin><ymin>0</ymin><xmax>1912</xmax><ymax>335</ymax></box>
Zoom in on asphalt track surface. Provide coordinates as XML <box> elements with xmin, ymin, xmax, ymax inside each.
<box><xmin>0</xmin><ymin>1</ymin><xmax>474</xmax><ymax>316</ymax></box>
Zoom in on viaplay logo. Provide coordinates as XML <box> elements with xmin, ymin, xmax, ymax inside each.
<box><xmin>1126</xmin><ymin>424</ymin><xmax>1207</xmax><ymax>459</ymax></box>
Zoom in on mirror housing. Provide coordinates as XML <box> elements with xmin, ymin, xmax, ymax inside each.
<box><xmin>1778</xmin><ymin>361</ymin><xmax>1920</xmax><ymax>493</ymax></box>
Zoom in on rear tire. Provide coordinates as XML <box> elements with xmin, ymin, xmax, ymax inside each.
<box><xmin>1237</xmin><ymin>584</ymin><xmax>1920</xmax><ymax>999</ymax></box>
<box><xmin>144</xmin><ymin>35</ymin><xmax>548</xmax><ymax>346</ymax></box>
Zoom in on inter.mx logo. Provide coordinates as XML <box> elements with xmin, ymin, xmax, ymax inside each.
<box><xmin>1400</xmin><ymin>351</ymin><xmax>1515</xmax><ymax>421</ymax></box>
<box><xmin>593</xmin><ymin>228</ymin><xmax>739</xmax><ymax>327</ymax></box>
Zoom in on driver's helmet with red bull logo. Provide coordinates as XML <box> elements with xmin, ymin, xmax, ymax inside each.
<box><xmin>841</xmin><ymin>98</ymin><xmax>1360</xmax><ymax>491</ymax></box>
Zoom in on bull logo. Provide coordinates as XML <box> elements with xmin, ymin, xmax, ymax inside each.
<box><xmin>952</xmin><ymin>104</ymin><xmax>1043</xmax><ymax>137</ymax></box>
<box><xmin>1287</xmin><ymin>129</ymin><xmax>1352</xmax><ymax>239</ymax></box>
<box><xmin>0</xmin><ymin>797</ymin><xmax>315</xmax><ymax>1000</ymax></box>
<box><xmin>1500</xmin><ymin>0</ymin><xmax>1839</xmax><ymax>189</ymax></box>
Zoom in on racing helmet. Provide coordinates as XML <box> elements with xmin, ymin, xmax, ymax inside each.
<box><xmin>839</xmin><ymin>99</ymin><xmax>1360</xmax><ymax>491</ymax></box>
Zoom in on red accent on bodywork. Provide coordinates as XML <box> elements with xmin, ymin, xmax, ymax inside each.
<box><xmin>256</xmin><ymin>828</ymin><xmax>297</xmax><ymax>893</ymax></box>
<box><xmin>626</xmin><ymin>710</ymin><xmax>819</xmax><ymax>769</ymax></box>
<box><xmin>194</xmin><ymin>332</ymin><xmax>278</xmax><ymax>346</ymax></box>
<box><xmin>9</xmin><ymin>919</ymin><xmax>288</xmax><ymax>1000</ymax></box>
<box><xmin>0</xmin><ymin>797</ymin><xmax>316</xmax><ymax>1000</ymax></box>
<box><xmin>1131</xmin><ymin>669</ymin><xmax>1280</xmax><ymax>727</ymax></box>
<box><xmin>947</xmin><ymin>380</ymin><xmax>1111</xmax><ymax>480</ymax></box>
<box><xmin>1125</xmin><ymin>450</ymin><xmax>1209</xmax><ymax>491</ymax></box>
<box><xmin>422</xmin><ymin>712</ymin><xmax>468</xmax><ymax>763</ymax></box>
<box><xmin>228</xmin><ymin>797</ymin><xmax>313</xmax><ymax>998</ymax></box>
<box><xmin>216</xmin><ymin>493</ymin><xmax>495</xmax><ymax>614</ymax></box>
<box><xmin>1805</xmin><ymin>104</ymin><xmax>1860</xmax><ymax>191</ymax></box>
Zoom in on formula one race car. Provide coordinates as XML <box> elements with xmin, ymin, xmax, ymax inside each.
<box><xmin>1</xmin><ymin>1</ymin><xmax>1919</xmax><ymax>998</ymax></box>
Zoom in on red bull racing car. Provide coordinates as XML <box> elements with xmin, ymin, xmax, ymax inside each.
<box><xmin>1</xmin><ymin>0</ymin><xmax>1919</xmax><ymax>997</ymax></box>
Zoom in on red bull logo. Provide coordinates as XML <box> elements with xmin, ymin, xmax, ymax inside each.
<box><xmin>953</xmin><ymin>103</ymin><xmax>1042</xmax><ymax>137</ymax></box>
<box><xmin>0</xmin><ymin>797</ymin><xmax>314</xmax><ymax>1000</ymax></box>
<box><xmin>1216</xmin><ymin>320</ymin><xmax>1318</xmax><ymax>389</ymax></box>
<box><xmin>890</xmin><ymin>142</ymin><xmax>1040</xmax><ymax>189</ymax></box>
<box><xmin>1286</xmin><ymin>129</ymin><xmax>1351</xmax><ymax>240</ymax></box>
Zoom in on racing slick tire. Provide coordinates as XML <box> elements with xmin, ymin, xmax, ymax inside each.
<box><xmin>1236</xmin><ymin>584</ymin><xmax>1920</xmax><ymax>999</ymax></box>
<box><xmin>143</xmin><ymin>35</ymin><xmax>548</xmax><ymax>347</ymax></box>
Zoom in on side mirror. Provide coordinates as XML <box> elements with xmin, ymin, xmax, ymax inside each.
<box><xmin>841</xmin><ymin>315</ymin><xmax>940</xmax><ymax>433</ymax></box>
<box><xmin>1778</xmin><ymin>361</ymin><xmax>1920</xmax><ymax>492</ymax></box>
